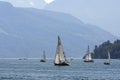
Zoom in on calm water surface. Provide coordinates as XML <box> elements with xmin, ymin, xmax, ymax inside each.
<box><xmin>0</xmin><ymin>59</ymin><xmax>120</xmax><ymax>80</ymax></box>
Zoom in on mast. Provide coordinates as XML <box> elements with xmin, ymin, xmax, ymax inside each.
<box><xmin>87</xmin><ymin>45</ymin><xmax>90</xmax><ymax>55</ymax></box>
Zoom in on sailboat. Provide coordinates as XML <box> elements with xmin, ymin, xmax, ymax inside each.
<box><xmin>84</xmin><ymin>46</ymin><xmax>94</xmax><ymax>62</ymax></box>
<box><xmin>70</xmin><ymin>57</ymin><xmax>74</xmax><ymax>61</ymax></box>
<box><xmin>40</xmin><ymin>50</ymin><xmax>46</xmax><ymax>62</ymax></box>
<box><xmin>54</xmin><ymin>36</ymin><xmax>70</xmax><ymax>66</ymax></box>
<box><xmin>104</xmin><ymin>51</ymin><xmax>110</xmax><ymax>65</ymax></box>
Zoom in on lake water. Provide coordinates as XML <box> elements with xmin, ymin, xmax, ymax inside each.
<box><xmin>0</xmin><ymin>59</ymin><xmax>120</xmax><ymax>80</ymax></box>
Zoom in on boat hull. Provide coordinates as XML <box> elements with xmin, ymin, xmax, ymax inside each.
<box><xmin>104</xmin><ymin>61</ymin><xmax>110</xmax><ymax>65</ymax></box>
<box><xmin>40</xmin><ymin>60</ymin><xmax>46</xmax><ymax>62</ymax></box>
<box><xmin>54</xmin><ymin>62</ymin><xmax>70</xmax><ymax>66</ymax></box>
<box><xmin>84</xmin><ymin>60</ymin><xmax>94</xmax><ymax>62</ymax></box>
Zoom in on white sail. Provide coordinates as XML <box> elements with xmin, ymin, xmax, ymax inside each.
<box><xmin>84</xmin><ymin>46</ymin><xmax>93</xmax><ymax>61</ymax></box>
<box><xmin>88</xmin><ymin>53</ymin><xmax>92</xmax><ymax>60</ymax></box>
<box><xmin>58</xmin><ymin>44</ymin><xmax>66</xmax><ymax>62</ymax></box>
<box><xmin>108</xmin><ymin>51</ymin><xmax>110</xmax><ymax>61</ymax></box>
<box><xmin>85</xmin><ymin>54</ymin><xmax>89</xmax><ymax>60</ymax></box>
<box><xmin>54</xmin><ymin>52</ymin><xmax>60</xmax><ymax>64</ymax></box>
<box><xmin>54</xmin><ymin>36</ymin><xmax>67</xmax><ymax>64</ymax></box>
<box><xmin>107</xmin><ymin>51</ymin><xmax>110</xmax><ymax>63</ymax></box>
<box><xmin>104</xmin><ymin>50</ymin><xmax>110</xmax><ymax>64</ymax></box>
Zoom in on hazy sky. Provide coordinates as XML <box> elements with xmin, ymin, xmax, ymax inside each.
<box><xmin>0</xmin><ymin>0</ymin><xmax>47</xmax><ymax>8</ymax></box>
<box><xmin>0</xmin><ymin>0</ymin><xmax>120</xmax><ymax>37</ymax></box>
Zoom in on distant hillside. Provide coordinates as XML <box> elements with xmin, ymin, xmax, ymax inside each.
<box><xmin>0</xmin><ymin>1</ymin><xmax>116</xmax><ymax>58</ymax></box>
<box><xmin>45</xmin><ymin>0</ymin><xmax>120</xmax><ymax>36</ymax></box>
<box><xmin>89</xmin><ymin>40</ymin><xmax>120</xmax><ymax>59</ymax></box>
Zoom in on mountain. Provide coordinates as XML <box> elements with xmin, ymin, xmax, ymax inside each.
<box><xmin>45</xmin><ymin>0</ymin><xmax>120</xmax><ymax>36</ymax></box>
<box><xmin>0</xmin><ymin>1</ymin><xmax>116</xmax><ymax>58</ymax></box>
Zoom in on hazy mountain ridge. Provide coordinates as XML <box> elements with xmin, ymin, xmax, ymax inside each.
<box><xmin>0</xmin><ymin>1</ymin><xmax>116</xmax><ymax>58</ymax></box>
<box><xmin>45</xmin><ymin>0</ymin><xmax>120</xmax><ymax>37</ymax></box>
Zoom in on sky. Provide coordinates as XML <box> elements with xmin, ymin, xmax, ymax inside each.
<box><xmin>0</xmin><ymin>0</ymin><xmax>50</xmax><ymax>9</ymax></box>
<box><xmin>0</xmin><ymin>0</ymin><xmax>120</xmax><ymax>37</ymax></box>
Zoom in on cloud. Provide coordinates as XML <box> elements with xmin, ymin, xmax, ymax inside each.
<box><xmin>44</xmin><ymin>0</ymin><xmax>54</xmax><ymax>4</ymax></box>
<box><xmin>0</xmin><ymin>0</ymin><xmax>51</xmax><ymax>9</ymax></box>
<box><xmin>29</xmin><ymin>1</ymin><xmax>35</xmax><ymax>7</ymax></box>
